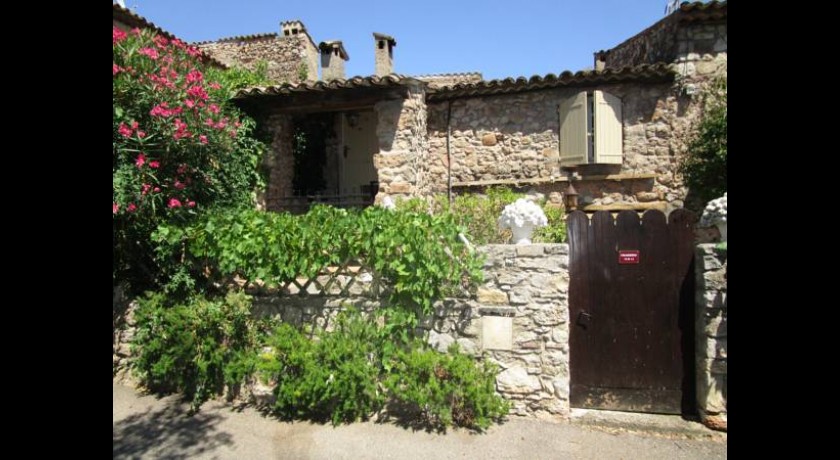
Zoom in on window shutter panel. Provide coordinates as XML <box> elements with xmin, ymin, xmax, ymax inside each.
<box><xmin>559</xmin><ymin>91</ymin><xmax>588</xmax><ymax>166</ymax></box>
<box><xmin>593</xmin><ymin>90</ymin><xmax>623</xmax><ymax>164</ymax></box>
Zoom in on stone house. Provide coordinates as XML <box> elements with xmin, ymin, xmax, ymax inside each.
<box><xmin>224</xmin><ymin>1</ymin><xmax>726</xmax><ymax>213</ymax></box>
<box><xmin>116</xmin><ymin>1</ymin><xmax>726</xmax><ymax>213</ymax></box>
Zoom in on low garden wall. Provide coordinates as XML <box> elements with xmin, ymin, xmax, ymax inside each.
<box><xmin>115</xmin><ymin>242</ymin><xmax>724</xmax><ymax>425</ymax></box>
<box><xmin>249</xmin><ymin>244</ymin><xmax>571</xmax><ymax>418</ymax></box>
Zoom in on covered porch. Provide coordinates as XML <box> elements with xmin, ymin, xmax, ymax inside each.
<box><xmin>234</xmin><ymin>75</ymin><xmax>430</xmax><ymax>213</ymax></box>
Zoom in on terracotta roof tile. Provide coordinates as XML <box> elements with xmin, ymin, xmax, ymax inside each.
<box><xmin>426</xmin><ymin>64</ymin><xmax>675</xmax><ymax>101</ymax></box>
<box><xmin>234</xmin><ymin>74</ymin><xmax>423</xmax><ymax>99</ymax></box>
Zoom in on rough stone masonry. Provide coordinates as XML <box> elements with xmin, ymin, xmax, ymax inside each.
<box><xmin>694</xmin><ymin>244</ymin><xmax>727</xmax><ymax>431</ymax></box>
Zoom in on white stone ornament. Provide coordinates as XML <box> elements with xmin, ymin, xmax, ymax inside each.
<box><xmin>498</xmin><ymin>198</ymin><xmax>548</xmax><ymax>245</ymax></box>
<box><xmin>699</xmin><ymin>193</ymin><xmax>727</xmax><ymax>242</ymax></box>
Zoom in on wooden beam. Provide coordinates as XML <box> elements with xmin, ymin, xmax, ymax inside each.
<box><xmin>235</xmin><ymin>86</ymin><xmax>409</xmax><ymax>115</ymax></box>
<box><xmin>451</xmin><ymin>173</ymin><xmax>657</xmax><ymax>188</ymax></box>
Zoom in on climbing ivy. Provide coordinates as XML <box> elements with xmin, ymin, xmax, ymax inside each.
<box><xmin>153</xmin><ymin>205</ymin><xmax>483</xmax><ymax>338</ymax></box>
<box><xmin>680</xmin><ymin>77</ymin><xmax>727</xmax><ymax>205</ymax></box>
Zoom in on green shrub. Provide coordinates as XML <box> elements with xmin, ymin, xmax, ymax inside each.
<box><xmin>679</xmin><ymin>77</ymin><xmax>727</xmax><ymax>205</ymax></box>
<box><xmin>131</xmin><ymin>290</ymin><xmax>267</xmax><ymax>410</ymax></box>
<box><xmin>262</xmin><ymin>309</ymin><xmax>386</xmax><ymax>425</ymax></box>
<box><xmin>384</xmin><ymin>343</ymin><xmax>510</xmax><ymax>430</ymax></box>
<box><xmin>397</xmin><ymin>187</ymin><xmax>566</xmax><ymax>244</ymax></box>
<box><xmin>533</xmin><ymin>203</ymin><xmax>567</xmax><ymax>243</ymax></box>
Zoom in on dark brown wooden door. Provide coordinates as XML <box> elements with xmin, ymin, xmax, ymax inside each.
<box><xmin>567</xmin><ymin>209</ymin><xmax>696</xmax><ymax>414</ymax></box>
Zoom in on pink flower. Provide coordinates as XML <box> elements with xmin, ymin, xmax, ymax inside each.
<box><xmin>149</xmin><ymin>161</ymin><xmax>160</xmax><ymax>169</ymax></box>
<box><xmin>118</xmin><ymin>122</ymin><xmax>132</xmax><ymax>138</ymax></box>
<box><xmin>174</xmin><ymin>180</ymin><xmax>186</xmax><ymax>190</ymax></box>
<box><xmin>186</xmin><ymin>46</ymin><xmax>202</xmax><ymax>57</ymax></box>
<box><xmin>137</xmin><ymin>130</ymin><xmax>146</xmax><ymax>139</ymax></box>
<box><xmin>153</xmin><ymin>187</ymin><xmax>161</xmax><ymax>193</ymax></box>
<box><xmin>113</xmin><ymin>27</ymin><xmax>127</xmax><ymax>44</ymax></box>
<box><xmin>113</xmin><ymin>203</ymin><xmax>119</xmax><ymax>214</ymax></box>
<box><xmin>186</xmin><ymin>85</ymin><xmax>209</xmax><ymax>101</ymax></box>
<box><xmin>168</xmin><ymin>198</ymin><xmax>182</xmax><ymax>208</ymax></box>
<box><xmin>208</xmin><ymin>82</ymin><xmax>222</xmax><ymax>90</ymax></box>
<box><xmin>208</xmin><ymin>104</ymin><xmax>220</xmax><ymax>114</ymax></box>
<box><xmin>113</xmin><ymin>63</ymin><xmax>121</xmax><ymax>75</ymax></box>
<box><xmin>199</xmin><ymin>135</ymin><xmax>208</xmax><ymax>144</ymax></box>
<box><xmin>141</xmin><ymin>183</ymin><xmax>151</xmax><ymax>195</ymax></box>
<box><xmin>127</xmin><ymin>203</ymin><xmax>137</xmax><ymax>212</ymax></box>
<box><xmin>184</xmin><ymin>99</ymin><xmax>195</xmax><ymax>109</ymax></box>
<box><xmin>131</xmin><ymin>121</ymin><xmax>139</xmax><ymax>130</ymax></box>
<box><xmin>186</xmin><ymin>69</ymin><xmax>203</xmax><ymax>84</ymax></box>
<box><xmin>135</xmin><ymin>153</ymin><xmax>146</xmax><ymax>168</ymax></box>
<box><xmin>131</xmin><ymin>27</ymin><xmax>142</xmax><ymax>36</ymax></box>
<box><xmin>138</xmin><ymin>47</ymin><xmax>159</xmax><ymax>60</ymax></box>
<box><xmin>153</xmin><ymin>35</ymin><xmax>169</xmax><ymax>48</ymax></box>
<box><xmin>173</xmin><ymin>118</ymin><xmax>191</xmax><ymax>140</ymax></box>
<box><xmin>187</xmin><ymin>201</ymin><xmax>196</xmax><ymax>208</ymax></box>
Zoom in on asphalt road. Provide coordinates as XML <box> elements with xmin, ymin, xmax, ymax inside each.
<box><xmin>113</xmin><ymin>382</ymin><xmax>726</xmax><ymax>459</ymax></box>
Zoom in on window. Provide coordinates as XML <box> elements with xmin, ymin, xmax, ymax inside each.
<box><xmin>559</xmin><ymin>90</ymin><xmax>623</xmax><ymax>166</ymax></box>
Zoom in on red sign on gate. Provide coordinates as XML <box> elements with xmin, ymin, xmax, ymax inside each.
<box><xmin>618</xmin><ymin>250</ymin><xmax>640</xmax><ymax>264</ymax></box>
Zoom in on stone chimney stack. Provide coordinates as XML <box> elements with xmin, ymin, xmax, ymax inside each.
<box><xmin>373</xmin><ymin>33</ymin><xmax>396</xmax><ymax>76</ymax></box>
<box><xmin>319</xmin><ymin>41</ymin><xmax>349</xmax><ymax>81</ymax></box>
<box><xmin>280</xmin><ymin>20</ymin><xmax>319</xmax><ymax>82</ymax></box>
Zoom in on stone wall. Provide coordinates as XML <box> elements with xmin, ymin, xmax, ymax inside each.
<box><xmin>672</xmin><ymin>22</ymin><xmax>727</xmax><ymax>82</ymax></box>
<box><xmin>694</xmin><ymin>244</ymin><xmax>727</xmax><ymax>431</ymax></box>
<box><xmin>598</xmin><ymin>16</ymin><xmax>679</xmax><ymax>70</ymax></box>
<box><xmin>598</xmin><ymin>17</ymin><xmax>726</xmax><ymax>86</ymax></box>
<box><xmin>426</xmin><ymin>81</ymin><xmax>699</xmax><ymax>211</ymax></box>
<box><xmin>111</xmin><ymin>243</ymin><xmax>572</xmax><ymax>418</ymax></box>
<box><xmin>373</xmin><ymin>84</ymin><xmax>429</xmax><ymax>200</ymax></box>
<box><xmin>250</xmin><ymin>244</ymin><xmax>571</xmax><ymax>418</ymax></box>
<box><xmin>197</xmin><ymin>34</ymin><xmax>318</xmax><ymax>84</ymax></box>
<box><xmin>598</xmin><ymin>15</ymin><xmax>726</xmax><ymax>81</ymax></box>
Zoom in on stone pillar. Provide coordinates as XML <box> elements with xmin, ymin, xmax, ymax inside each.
<box><xmin>372</xmin><ymin>84</ymin><xmax>428</xmax><ymax>202</ymax></box>
<box><xmin>423</xmin><ymin>244</ymin><xmax>572</xmax><ymax>418</ymax></box>
<box><xmin>373</xmin><ymin>32</ymin><xmax>396</xmax><ymax>76</ymax></box>
<box><xmin>695</xmin><ymin>244</ymin><xmax>727</xmax><ymax>431</ymax></box>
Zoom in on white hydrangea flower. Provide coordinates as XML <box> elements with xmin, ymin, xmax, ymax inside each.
<box><xmin>699</xmin><ymin>193</ymin><xmax>727</xmax><ymax>227</ymax></box>
<box><xmin>498</xmin><ymin>198</ymin><xmax>548</xmax><ymax>229</ymax></box>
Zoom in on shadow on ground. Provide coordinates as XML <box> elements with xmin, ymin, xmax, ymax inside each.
<box><xmin>113</xmin><ymin>399</ymin><xmax>234</xmax><ymax>459</ymax></box>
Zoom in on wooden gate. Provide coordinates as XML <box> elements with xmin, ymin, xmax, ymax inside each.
<box><xmin>567</xmin><ymin>209</ymin><xmax>696</xmax><ymax>414</ymax></box>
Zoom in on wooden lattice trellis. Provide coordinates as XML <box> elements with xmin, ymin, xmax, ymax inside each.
<box><xmin>243</xmin><ymin>258</ymin><xmax>383</xmax><ymax>297</ymax></box>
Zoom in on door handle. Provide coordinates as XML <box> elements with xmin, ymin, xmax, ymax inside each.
<box><xmin>577</xmin><ymin>311</ymin><xmax>592</xmax><ymax>328</ymax></box>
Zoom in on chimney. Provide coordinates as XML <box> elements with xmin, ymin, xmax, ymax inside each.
<box><xmin>373</xmin><ymin>33</ymin><xmax>396</xmax><ymax>76</ymax></box>
<box><xmin>593</xmin><ymin>50</ymin><xmax>608</xmax><ymax>71</ymax></box>
<box><xmin>319</xmin><ymin>41</ymin><xmax>349</xmax><ymax>80</ymax></box>
<box><xmin>279</xmin><ymin>20</ymin><xmax>318</xmax><ymax>82</ymax></box>
<box><xmin>281</xmin><ymin>20</ymin><xmax>307</xmax><ymax>38</ymax></box>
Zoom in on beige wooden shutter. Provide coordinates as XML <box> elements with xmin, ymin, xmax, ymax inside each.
<box><xmin>559</xmin><ymin>91</ymin><xmax>588</xmax><ymax>166</ymax></box>
<box><xmin>593</xmin><ymin>90</ymin><xmax>623</xmax><ymax>164</ymax></box>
